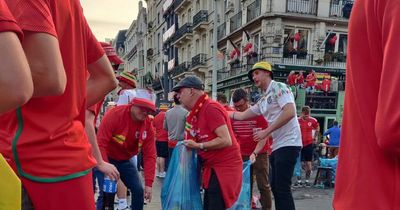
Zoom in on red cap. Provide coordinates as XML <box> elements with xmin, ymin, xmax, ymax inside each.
<box><xmin>131</xmin><ymin>98</ymin><xmax>156</xmax><ymax>113</ymax></box>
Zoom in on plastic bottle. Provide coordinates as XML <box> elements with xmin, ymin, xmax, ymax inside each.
<box><xmin>102</xmin><ymin>177</ymin><xmax>117</xmax><ymax>210</ymax></box>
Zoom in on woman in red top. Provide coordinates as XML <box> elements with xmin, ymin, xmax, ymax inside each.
<box><xmin>173</xmin><ymin>76</ymin><xmax>242</xmax><ymax>210</ymax></box>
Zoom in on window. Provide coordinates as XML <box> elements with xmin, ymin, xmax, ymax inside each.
<box><xmin>187</xmin><ymin>44</ymin><xmax>192</xmax><ymax>61</ymax></box>
<box><xmin>202</xmin><ymin>34</ymin><xmax>207</xmax><ymax>54</ymax></box>
<box><xmin>157</xmin><ymin>33</ymin><xmax>160</xmax><ymax>53</ymax></box>
<box><xmin>158</xmin><ymin>13</ymin><xmax>160</xmax><ymax>25</ymax></box>
<box><xmin>188</xmin><ymin>9</ymin><xmax>192</xmax><ymax>23</ymax></box>
<box><xmin>283</xmin><ymin>28</ymin><xmax>309</xmax><ymax>59</ymax></box>
<box><xmin>195</xmin><ymin>39</ymin><xmax>200</xmax><ymax>54</ymax></box>
<box><xmin>324</xmin><ymin>33</ymin><xmax>347</xmax><ymax>62</ymax></box>
<box><xmin>182</xmin><ymin>48</ymin><xmax>186</xmax><ymax>62</ymax></box>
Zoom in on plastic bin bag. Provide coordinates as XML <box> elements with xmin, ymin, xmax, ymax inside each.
<box><xmin>227</xmin><ymin>160</ymin><xmax>251</xmax><ymax>210</ymax></box>
<box><xmin>0</xmin><ymin>154</ymin><xmax>21</xmax><ymax>210</ymax></box>
<box><xmin>319</xmin><ymin>157</ymin><xmax>338</xmax><ymax>183</ymax></box>
<box><xmin>161</xmin><ymin>142</ymin><xmax>202</xmax><ymax>210</ymax></box>
<box><xmin>293</xmin><ymin>153</ymin><xmax>302</xmax><ymax>177</ymax></box>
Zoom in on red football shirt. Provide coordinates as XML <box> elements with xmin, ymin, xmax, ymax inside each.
<box><xmin>154</xmin><ymin>111</ymin><xmax>168</xmax><ymax>142</ymax></box>
<box><xmin>334</xmin><ymin>1</ymin><xmax>400</xmax><ymax>209</ymax></box>
<box><xmin>194</xmin><ymin>99</ymin><xmax>242</xmax><ymax>208</ymax></box>
<box><xmin>97</xmin><ymin>105</ymin><xmax>156</xmax><ymax>187</ymax></box>
<box><xmin>287</xmin><ymin>74</ymin><xmax>297</xmax><ymax>86</ymax></box>
<box><xmin>0</xmin><ymin>0</ymin><xmax>22</xmax><ymax>39</ymax></box>
<box><xmin>298</xmin><ymin>116</ymin><xmax>319</xmax><ymax>147</ymax></box>
<box><xmin>0</xmin><ymin>0</ymin><xmax>103</xmax><ymax>182</ymax></box>
<box><xmin>305</xmin><ymin>73</ymin><xmax>316</xmax><ymax>87</ymax></box>
<box><xmin>321</xmin><ymin>79</ymin><xmax>331</xmax><ymax>92</ymax></box>
<box><xmin>231</xmin><ymin>115</ymin><xmax>270</xmax><ymax>156</ymax></box>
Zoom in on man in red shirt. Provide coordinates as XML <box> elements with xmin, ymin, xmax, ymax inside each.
<box><xmin>287</xmin><ymin>71</ymin><xmax>297</xmax><ymax>87</ymax></box>
<box><xmin>0</xmin><ymin>1</ymin><xmax>117</xmax><ymax>210</ymax></box>
<box><xmin>321</xmin><ymin>77</ymin><xmax>331</xmax><ymax>93</ymax></box>
<box><xmin>334</xmin><ymin>1</ymin><xmax>400</xmax><ymax>209</ymax></box>
<box><xmin>231</xmin><ymin>88</ymin><xmax>272</xmax><ymax>210</ymax></box>
<box><xmin>154</xmin><ymin>106</ymin><xmax>169</xmax><ymax>178</ymax></box>
<box><xmin>305</xmin><ymin>70</ymin><xmax>316</xmax><ymax>93</ymax></box>
<box><xmin>296</xmin><ymin>71</ymin><xmax>305</xmax><ymax>87</ymax></box>
<box><xmin>217</xmin><ymin>92</ymin><xmax>234</xmax><ymax>111</ymax></box>
<box><xmin>173</xmin><ymin>76</ymin><xmax>242</xmax><ymax>210</ymax></box>
<box><xmin>296</xmin><ymin>106</ymin><xmax>319</xmax><ymax>187</ymax></box>
<box><xmin>97</xmin><ymin>97</ymin><xmax>157</xmax><ymax>210</ymax></box>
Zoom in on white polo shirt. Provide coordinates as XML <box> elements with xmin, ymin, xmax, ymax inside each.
<box><xmin>250</xmin><ymin>80</ymin><xmax>302</xmax><ymax>152</ymax></box>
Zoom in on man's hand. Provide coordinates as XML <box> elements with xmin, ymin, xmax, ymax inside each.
<box><xmin>183</xmin><ymin>139</ymin><xmax>200</xmax><ymax>149</ymax></box>
<box><xmin>97</xmin><ymin>161</ymin><xmax>119</xmax><ymax>181</ymax></box>
<box><xmin>144</xmin><ymin>186</ymin><xmax>152</xmax><ymax>202</ymax></box>
<box><xmin>253</xmin><ymin>129</ymin><xmax>270</xmax><ymax>142</ymax></box>
<box><xmin>249</xmin><ymin>153</ymin><xmax>257</xmax><ymax>164</ymax></box>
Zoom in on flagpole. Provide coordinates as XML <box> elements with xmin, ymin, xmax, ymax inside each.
<box><xmin>212</xmin><ymin>0</ymin><xmax>219</xmax><ymax>100</ymax></box>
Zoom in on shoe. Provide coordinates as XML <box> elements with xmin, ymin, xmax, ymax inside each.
<box><xmin>117</xmin><ymin>207</ymin><xmax>129</xmax><ymax>210</ymax></box>
<box><xmin>304</xmin><ymin>181</ymin><xmax>312</xmax><ymax>187</ymax></box>
<box><xmin>293</xmin><ymin>181</ymin><xmax>303</xmax><ymax>188</ymax></box>
<box><xmin>156</xmin><ymin>171</ymin><xmax>160</xmax><ymax>177</ymax></box>
<box><xmin>158</xmin><ymin>171</ymin><xmax>166</xmax><ymax>178</ymax></box>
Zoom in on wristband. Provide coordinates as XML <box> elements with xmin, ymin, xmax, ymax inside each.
<box><xmin>252</xmin><ymin>152</ymin><xmax>258</xmax><ymax>157</ymax></box>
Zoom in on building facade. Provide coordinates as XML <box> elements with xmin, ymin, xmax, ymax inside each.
<box><xmin>214</xmin><ymin>0</ymin><xmax>352</xmax><ymax>131</ymax></box>
<box><xmin>123</xmin><ymin>1</ymin><xmax>147</xmax><ymax>88</ymax></box>
<box><xmin>145</xmin><ymin>0</ymin><xmax>167</xmax><ymax>100</ymax></box>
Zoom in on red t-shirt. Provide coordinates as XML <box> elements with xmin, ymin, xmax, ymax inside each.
<box><xmin>97</xmin><ymin>105</ymin><xmax>156</xmax><ymax>187</ymax></box>
<box><xmin>296</xmin><ymin>74</ymin><xmax>304</xmax><ymax>85</ymax></box>
<box><xmin>298</xmin><ymin>116</ymin><xmax>319</xmax><ymax>147</ymax></box>
<box><xmin>154</xmin><ymin>111</ymin><xmax>168</xmax><ymax>142</ymax></box>
<box><xmin>334</xmin><ymin>1</ymin><xmax>400</xmax><ymax>209</ymax></box>
<box><xmin>0</xmin><ymin>0</ymin><xmax>103</xmax><ymax>182</ymax></box>
<box><xmin>88</xmin><ymin>99</ymin><xmax>104</xmax><ymax>125</ymax></box>
<box><xmin>321</xmin><ymin>79</ymin><xmax>331</xmax><ymax>92</ymax></box>
<box><xmin>194</xmin><ymin>99</ymin><xmax>242</xmax><ymax>208</ymax></box>
<box><xmin>287</xmin><ymin>74</ymin><xmax>297</xmax><ymax>86</ymax></box>
<box><xmin>305</xmin><ymin>73</ymin><xmax>316</xmax><ymax>87</ymax></box>
<box><xmin>231</xmin><ymin>115</ymin><xmax>270</xmax><ymax>156</ymax></box>
<box><xmin>0</xmin><ymin>0</ymin><xmax>22</xmax><ymax>39</ymax></box>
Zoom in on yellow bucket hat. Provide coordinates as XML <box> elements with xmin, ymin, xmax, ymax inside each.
<box><xmin>248</xmin><ymin>61</ymin><xmax>273</xmax><ymax>82</ymax></box>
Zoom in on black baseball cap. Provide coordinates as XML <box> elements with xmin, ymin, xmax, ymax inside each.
<box><xmin>172</xmin><ymin>76</ymin><xmax>204</xmax><ymax>91</ymax></box>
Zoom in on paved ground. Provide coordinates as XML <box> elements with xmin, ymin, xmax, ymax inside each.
<box><xmin>142</xmin><ymin>176</ymin><xmax>334</xmax><ymax>210</ymax></box>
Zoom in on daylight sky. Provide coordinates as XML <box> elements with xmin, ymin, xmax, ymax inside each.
<box><xmin>80</xmin><ymin>0</ymin><xmax>146</xmax><ymax>41</ymax></box>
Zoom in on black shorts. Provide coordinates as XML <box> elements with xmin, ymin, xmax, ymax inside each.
<box><xmin>156</xmin><ymin>141</ymin><xmax>168</xmax><ymax>158</ymax></box>
<box><xmin>301</xmin><ymin>144</ymin><xmax>314</xmax><ymax>162</ymax></box>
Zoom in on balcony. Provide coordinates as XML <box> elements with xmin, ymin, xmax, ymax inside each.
<box><xmin>286</xmin><ymin>0</ymin><xmax>318</xmax><ymax>16</ymax></box>
<box><xmin>163</xmin><ymin>24</ymin><xmax>176</xmax><ymax>43</ymax></box>
<box><xmin>247</xmin><ymin>0</ymin><xmax>261</xmax><ymax>22</ymax></box>
<box><xmin>217</xmin><ymin>23</ymin><xmax>226</xmax><ymax>41</ymax></box>
<box><xmin>191</xmin><ymin>53</ymin><xmax>207</xmax><ymax>71</ymax></box>
<box><xmin>329</xmin><ymin>0</ymin><xmax>353</xmax><ymax>18</ymax></box>
<box><xmin>172</xmin><ymin>23</ymin><xmax>193</xmax><ymax>46</ymax></box>
<box><xmin>192</xmin><ymin>10</ymin><xmax>208</xmax><ymax>31</ymax></box>
<box><xmin>171</xmin><ymin>62</ymin><xmax>191</xmax><ymax>78</ymax></box>
<box><xmin>230</xmin><ymin>11</ymin><xmax>242</xmax><ymax>33</ymax></box>
<box><xmin>174</xmin><ymin>0</ymin><xmax>192</xmax><ymax>13</ymax></box>
<box><xmin>163</xmin><ymin>0</ymin><xmax>174</xmax><ymax>15</ymax></box>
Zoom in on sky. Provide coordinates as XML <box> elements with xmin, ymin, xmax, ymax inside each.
<box><xmin>80</xmin><ymin>0</ymin><xmax>146</xmax><ymax>41</ymax></box>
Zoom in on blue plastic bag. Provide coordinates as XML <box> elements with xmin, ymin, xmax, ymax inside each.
<box><xmin>161</xmin><ymin>142</ymin><xmax>203</xmax><ymax>210</ymax></box>
<box><xmin>319</xmin><ymin>157</ymin><xmax>338</xmax><ymax>183</ymax></box>
<box><xmin>227</xmin><ymin>160</ymin><xmax>251</xmax><ymax>210</ymax></box>
<box><xmin>293</xmin><ymin>153</ymin><xmax>302</xmax><ymax>177</ymax></box>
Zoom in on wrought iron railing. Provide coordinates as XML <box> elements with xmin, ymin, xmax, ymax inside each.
<box><xmin>193</xmin><ymin>10</ymin><xmax>208</xmax><ymax>28</ymax></box>
<box><xmin>171</xmin><ymin>62</ymin><xmax>191</xmax><ymax>77</ymax></box>
<box><xmin>191</xmin><ymin>53</ymin><xmax>207</xmax><ymax>68</ymax></box>
<box><xmin>286</xmin><ymin>0</ymin><xmax>318</xmax><ymax>15</ymax></box>
<box><xmin>329</xmin><ymin>0</ymin><xmax>353</xmax><ymax>18</ymax></box>
<box><xmin>173</xmin><ymin>23</ymin><xmax>192</xmax><ymax>42</ymax></box>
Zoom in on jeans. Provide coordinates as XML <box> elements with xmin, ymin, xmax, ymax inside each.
<box><xmin>93</xmin><ymin>168</ymin><xmax>104</xmax><ymax>210</ymax></box>
<box><xmin>269</xmin><ymin>146</ymin><xmax>301</xmax><ymax>210</ymax></box>
<box><xmin>109</xmin><ymin>158</ymin><xmax>144</xmax><ymax>210</ymax></box>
